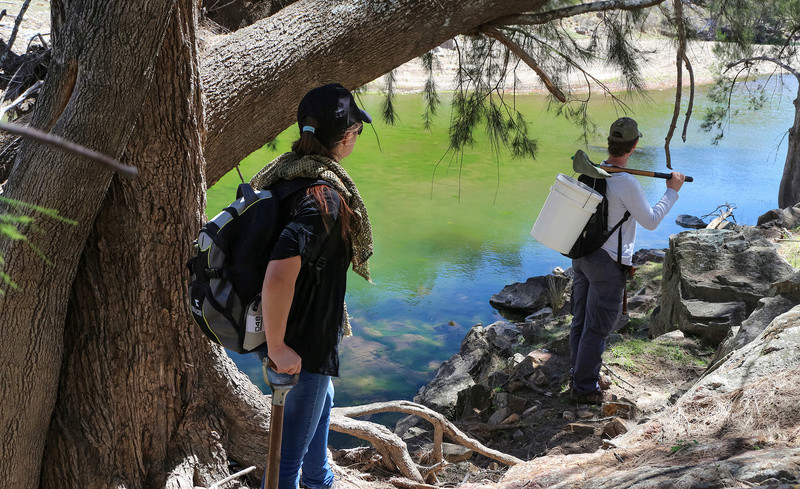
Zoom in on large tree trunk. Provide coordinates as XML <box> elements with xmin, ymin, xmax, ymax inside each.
<box><xmin>778</xmin><ymin>83</ymin><xmax>800</xmax><ymax>208</ymax></box>
<box><xmin>37</xmin><ymin>0</ymin><xmax>276</xmax><ymax>487</ymax></box>
<box><xmin>0</xmin><ymin>0</ymin><xmax>176</xmax><ymax>487</ymax></box>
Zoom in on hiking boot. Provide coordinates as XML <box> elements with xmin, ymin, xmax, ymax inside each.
<box><xmin>571</xmin><ymin>390</ymin><xmax>614</xmax><ymax>406</ymax></box>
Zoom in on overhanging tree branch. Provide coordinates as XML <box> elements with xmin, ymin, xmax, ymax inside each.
<box><xmin>481</xmin><ymin>27</ymin><xmax>567</xmax><ymax>102</ymax></box>
<box><xmin>725</xmin><ymin>56</ymin><xmax>800</xmax><ymax>81</ymax></box>
<box><xmin>664</xmin><ymin>0</ymin><xmax>687</xmax><ymax>169</ymax></box>
<box><xmin>681</xmin><ymin>53</ymin><xmax>695</xmax><ymax>143</ymax></box>
<box><xmin>200</xmin><ymin>0</ymin><xmax>551</xmax><ymax>185</ymax></box>
<box><xmin>489</xmin><ymin>0</ymin><xmax>667</xmax><ymax>27</ymax></box>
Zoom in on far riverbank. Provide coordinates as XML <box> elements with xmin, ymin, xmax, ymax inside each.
<box><xmin>363</xmin><ymin>38</ymin><xmax>720</xmax><ymax>95</ymax></box>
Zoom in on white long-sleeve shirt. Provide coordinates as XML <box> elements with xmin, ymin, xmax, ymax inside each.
<box><xmin>601</xmin><ymin>168</ymin><xmax>679</xmax><ymax>266</ymax></box>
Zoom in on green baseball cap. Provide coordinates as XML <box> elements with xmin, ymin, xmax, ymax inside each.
<box><xmin>608</xmin><ymin>117</ymin><xmax>642</xmax><ymax>142</ymax></box>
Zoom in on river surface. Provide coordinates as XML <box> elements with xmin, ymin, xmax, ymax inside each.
<box><xmin>208</xmin><ymin>77</ymin><xmax>796</xmax><ymax>409</ymax></box>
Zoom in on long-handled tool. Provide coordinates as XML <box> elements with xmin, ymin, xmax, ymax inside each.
<box><xmin>572</xmin><ymin>149</ymin><xmax>694</xmax><ymax>182</ymax></box>
<box><xmin>262</xmin><ymin>358</ymin><xmax>299</xmax><ymax>489</ymax></box>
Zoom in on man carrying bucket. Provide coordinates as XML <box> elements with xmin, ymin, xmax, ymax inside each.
<box><xmin>569</xmin><ymin>117</ymin><xmax>685</xmax><ymax>404</ymax></box>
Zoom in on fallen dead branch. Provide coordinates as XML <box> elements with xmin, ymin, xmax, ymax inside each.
<box><xmin>388</xmin><ymin>477</ymin><xmax>440</xmax><ymax>489</ymax></box>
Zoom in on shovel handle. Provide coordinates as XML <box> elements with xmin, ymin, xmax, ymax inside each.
<box><xmin>603</xmin><ymin>166</ymin><xmax>693</xmax><ymax>182</ymax></box>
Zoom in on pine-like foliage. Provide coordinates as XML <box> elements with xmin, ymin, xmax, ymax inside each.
<box><xmin>700</xmin><ymin>0</ymin><xmax>799</xmax><ymax>141</ymax></box>
<box><xmin>0</xmin><ymin>196</ymin><xmax>76</xmax><ymax>294</ymax></box>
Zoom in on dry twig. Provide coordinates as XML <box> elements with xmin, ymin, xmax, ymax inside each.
<box><xmin>0</xmin><ymin>122</ymin><xmax>138</xmax><ymax>178</ymax></box>
<box><xmin>207</xmin><ymin>466</ymin><xmax>256</xmax><ymax>489</ymax></box>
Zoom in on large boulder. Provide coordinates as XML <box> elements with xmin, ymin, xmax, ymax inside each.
<box><xmin>691</xmin><ymin>305</ymin><xmax>800</xmax><ymax>394</ymax></box>
<box><xmin>490</xmin><ymin>273</ymin><xmax>571</xmax><ymax>315</ymax></box>
<box><xmin>650</xmin><ymin>228</ymin><xmax>795</xmax><ymax>344</ymax></box>
<box><xmin>757</xmin><ymin>204</ymin><xmax>800</xmax><ymax>229</ymax></box>
<box><xmin>710</xmin><ymin>294</ymin><xmax>797</xmax><ymax>368</ymax></box>
<box><xmin>414</xmin><ymin>322</ymin><xmax>512</xmax><ymax>419</ymax></box>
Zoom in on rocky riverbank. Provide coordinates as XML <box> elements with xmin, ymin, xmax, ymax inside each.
<box><xmin>333</xmin><ymin>206</ymin><xmax>800</xmax><ymax>488</ymax></box>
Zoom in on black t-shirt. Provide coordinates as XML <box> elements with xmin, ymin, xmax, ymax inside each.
<box><xmin>269</xmin><ymin>180</ymin><xmax>350</xmax><ymax>376</ymax></box>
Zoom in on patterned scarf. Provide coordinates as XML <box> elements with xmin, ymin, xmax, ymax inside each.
<box><xmin>250</xmin><ymin>152</ymin><xmax>374</xmax><ymax>337</ymax></box>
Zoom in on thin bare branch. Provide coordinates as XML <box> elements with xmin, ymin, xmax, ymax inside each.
<box><xmin>725</xmin><ymin>56</ymin><xmax>800</xmax><ymax>80</ymax></box>
<box><xmin>681</xmin><ymin>53</ymin><xmax>694</xmax><ymax>143</ymax></box>
<box><xmin>207</xmin><ymin>466</ymin><xmax>256</xmax><ymax>489</ymax></box>
<box><xmin>489</xmin><ymin>0</ymin><xmax>667</xmax><ymax>27</ymax></box>
<box><xmin>0</xmin><ymin>123</ymin><xmax>138</xmax><ymax>178</ymax></box>
<box><xmin>664</xmin><ymin>0</ymin><xmax>686</xmax><ymax>169</ymax></box>
<box><xmin>0</xmin><ymin>80</ymin><xmax>41</xmax><ymax>120</ymax></box>
<box><xmin>0</xmin><ymin>0</ymin><xmax>32</xmax><ymax>66</ymax></box>
<box><xmin>481</xmin><ymin>27</ymin><xmax>567</xmax><ymax>102</ymax></box>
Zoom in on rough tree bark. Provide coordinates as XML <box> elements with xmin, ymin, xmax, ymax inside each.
<box><xmin>0</xmin><ymin>0</ymin><xmax>177</xmax><ymax>486</ymax></box>
<box><xmin>779</xmin><ymin>82</ymin><xmax>800</xmax><ymax>208</ymax></box>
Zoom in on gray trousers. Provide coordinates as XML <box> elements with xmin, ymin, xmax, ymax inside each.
<box><xmin>569</xmin><ymin>248</ymin><xmax>626</xmax><ymax>395</ymax></box>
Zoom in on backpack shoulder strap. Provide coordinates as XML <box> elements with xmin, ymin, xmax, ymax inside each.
<box><xmin>614</xmin><ymin>211</ymin><xmax>631</xmax><ymax>266</ymax></box>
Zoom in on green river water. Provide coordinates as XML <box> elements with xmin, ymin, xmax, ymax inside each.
<box><xmin>210</xmin><ymin>79</ymin><xmax>796</xmax><ymax>408</ymax></box>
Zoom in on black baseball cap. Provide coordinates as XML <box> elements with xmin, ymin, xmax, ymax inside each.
<box><xmin>608</xmin><ymin>117</ymin><xmax>642</xmax><ymax>142</ymax></box>
<box><xmin>297</xmin><ymin>83</ymin><xmax>372</xmax><ymax>147</ymax></box>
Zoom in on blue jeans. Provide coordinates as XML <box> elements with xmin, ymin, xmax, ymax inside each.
<box><xmin>569</xmin><ymin>248</ymin><xmax>626</xmax><ymax>395</ymax></box>
<box><xmin>257</xmin><ymin>351</ymin><xmax>336</xmax><ymax>489</ymax></box>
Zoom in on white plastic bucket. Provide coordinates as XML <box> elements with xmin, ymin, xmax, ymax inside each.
<box><xmin>530</xmin><ymin>174</ymin><xmax>603</xmax><ymax>254</ymax></box>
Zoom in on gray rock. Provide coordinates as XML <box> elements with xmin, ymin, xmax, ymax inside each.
<box><xmin>490</xmin><ymin>274</ymin><xmax>571</xmax><ymax>314</ymax></box>
<box><xmin>687</xmin><ymin>305</ymin><xmax>800</xmax><ymax>396</ymax></box>
<box><xmin>414</xmin><ymin>325</ymin><xmax>505</xmax><ymax>418</ymax></box>
<box><xmin>486</xmin><ymin>371</ymin><xmax>510</xmax><ymax>389</ymax></box>
<box><xmin>394</xmin><ymin>414</ymin><xmax>419</xmax><ymax>436</ymax></box>
<box><xmin>711</xmin><ymin>294</ymin><xmax>797</xmax><ymax>368</ymax></box>
<box><xmin>757</xmin><ymin>204</ymin><xmax>800</xmax><ymax>229</ymax></box>
<box><xmin>455</xmin><ymin>384</ymin><xmax>492</xmax><ymax>420</ymax></box>
<box><xmin>675</xmin><ymin>214</ymin><xmax>707</xmax><ymax>229</ymax></box>
<box><xmin>488</xmin><ymin>407</ymin><xmax>511</xmax><ymax>425</ymax></box>
<box><xmin>524</xmin><ymin>307</ymin><xmax>553</xmax><ymax>322</ymax></box>
<box><xmin>632</xmin><ymin>248</ymin><xmax>666</xmax><ymax>265</ymax></box>
<box><xmin>442</xmin><ymin>443</ymin><xmax>473</xmax><ymax>463</ymax></box>
<box><xmin>770</xmin><ymin>269</ymin><xmax>800</xmax><ymax>302</ymax></box>
<box><xmin>485</xmin><ymin>320</ymin><xmax>521</xmax><ymax>357</ymax></box>
<box><xmin>627</xmin><ymin>293</ymin><xmax>655</xmax><ymax>313</ymax></box>
<box><xmin>679</xmin><ymin>299</ymin><xmax>747</xmax><ymax>344</ymax></box>
<box><xmin>493</xmin><ymin>392</ymin><xmax>527</xmax><ymax>414</ymax></box>
<box><xmin>650</xmin><ymin>228</ymin><xmax>795</xmax><ymax>343</ymax></box>
<box><xmin>654</xmin><ymin>330</ymin><xmax>685</xmax><ymax>341</ymax></box>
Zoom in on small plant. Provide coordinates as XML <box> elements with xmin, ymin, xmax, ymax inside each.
<box><xmin>546</xmin><ymin>274</ymin><xmax>568</xmax><ymax>312</ymax></box>
<box><xmin>670</xmin><ymin>439</ymin><xmax>699</xmax><ymax>453</ymax></box>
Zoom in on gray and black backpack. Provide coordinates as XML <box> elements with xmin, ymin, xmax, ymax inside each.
<box><xmin>186</xmin><ymin>178</ymin><xmax>329</xmax><ymax>353</ymax></box>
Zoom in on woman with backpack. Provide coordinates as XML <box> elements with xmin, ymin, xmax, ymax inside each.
<box><xmin>250</xmin><ymin>83</ymin><xmax>373</xmax><ymax>489</ymax></box>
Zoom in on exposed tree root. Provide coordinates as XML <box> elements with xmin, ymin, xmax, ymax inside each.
<box><xmin>330</xmin><ymin>400</ymin><xmax>524</xmax><ymax>483</ymax></box>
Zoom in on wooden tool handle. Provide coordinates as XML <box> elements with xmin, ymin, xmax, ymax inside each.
<box><xmin>603</xmin><ymin>166</ymin><xmax>693</xmax><ymax>182</ymax></box>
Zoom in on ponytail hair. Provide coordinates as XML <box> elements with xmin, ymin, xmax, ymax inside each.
<box><xmin>292</xmin><ymin>116</ymin><xmax>337</xmax><ymax>159</ymax></box>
